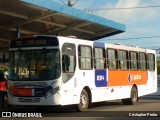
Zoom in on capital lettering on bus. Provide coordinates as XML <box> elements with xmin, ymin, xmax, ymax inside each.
<box><xmin>128</xmin><ymin>74</ymin><xmax>142</xmax><ymax>82</ymax></box>
<box><xmin>131</xmin><ymin>75</ymin><xmax>141</xmax><ymax>80</ymax></box>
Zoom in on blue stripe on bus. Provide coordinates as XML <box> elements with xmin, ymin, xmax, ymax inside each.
<box><xmin>93</xmin><ymin>42</ymin><xmax>107</xmax><ymax>87</ymax></box>
<box><xmin>34</xmin><ymin>86</ymin><xmax>52</xmax><ymax>97</ymax></box>
<box><xmin>93</xmin><ymin>42</ymin><xmax>105</xmax><ymax>47</ymax></box>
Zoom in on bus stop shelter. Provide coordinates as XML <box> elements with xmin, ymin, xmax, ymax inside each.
<box><xmin>0</xmin><ymin>0</ymin><xmax>125</xmax><ymax>50</ymax></box>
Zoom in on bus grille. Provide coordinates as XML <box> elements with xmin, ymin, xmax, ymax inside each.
<box><xmin>18</xmin><ymin>98</ymin><xmax>40</xmax><ymax>102</ymax></box>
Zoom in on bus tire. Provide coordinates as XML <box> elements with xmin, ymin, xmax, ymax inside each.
<box><xmin>76</xmin><ymin>89</ymin><xmax>89</xmax><ymax>112</ymax></box>
<box><xmin>122</xmin><ymin>86</ymin><xmax>138</xmax><ymax>105</ymax></box>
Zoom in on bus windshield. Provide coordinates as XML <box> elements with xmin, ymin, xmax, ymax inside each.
<box><xmin>9</xmin><ymin>49</ymin><xmax>60</xmax><ymax>81</ymax></box>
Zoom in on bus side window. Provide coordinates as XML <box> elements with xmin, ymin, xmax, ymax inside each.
<box><xmin>130</xmin><ymin>51</ymin><xmax>138</xmax><ymax>70</ymax></box>
<box><xmin>78</xmin><ymin>45</ymin><xmax>92</xmax><ymax>70</ymax></box>
<box><xmin>62</xmin><ymin>43</ymin><xmax>76</xmax><ymax>83</ymax></box>
<box><xmin>94</xmin><ymin>47</ymin><xmax>106</xmax><ymax>70</ymax></box>
<box><xmin>147</xmin><ymin>53</ymin><xmax>155</xmax><ymax>71</ymax></box>
<box><xmin>139</xmin><ymin>52</ymin><xmax>147</xmax><ymax>70</ymax></box>
<box><xmin>118</xmin><ymin>50</ymin><xmax>128</xmax><ymax>70</ymax></box>
<box><xmin>107</xmin><ymin>49</ymin><xmax>118</xmax><ymax>70</ymax></box>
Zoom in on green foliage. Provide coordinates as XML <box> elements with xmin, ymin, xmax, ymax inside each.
<box><xmin>157</xmin><ymin>61</ymin><xmax>160</xmax><ymax>75</ymax></box>
<box><xmin>0</xmin><ymin>65</ymin><xmax>8</xmax><ymax>72</ymax></box>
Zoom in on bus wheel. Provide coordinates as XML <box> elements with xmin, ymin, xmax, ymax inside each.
<box><xmin>77</xmin><ymin>89</ymin><xmax>89</xmax><ymax>112</ymax></box>
<box><xmin>122</xmin><ymin>86</ymin><xmax>138</xmax><ymax>105</ymax></box>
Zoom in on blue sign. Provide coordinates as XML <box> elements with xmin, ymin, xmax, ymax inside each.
<box><xmin>95</xmin><ymin>70</ymin><xmax>107</xmax><ymax>87</ymax></box>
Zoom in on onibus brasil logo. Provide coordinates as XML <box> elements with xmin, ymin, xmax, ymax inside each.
<box><xmin>128</xmin><ymin>73</ymin><xmax>141</xmax><ymax>82</ymax></box>
<box><xmin>2</xmin><ymin>112</ymin><xmax>42</xmax><ymax>118</ymax></box>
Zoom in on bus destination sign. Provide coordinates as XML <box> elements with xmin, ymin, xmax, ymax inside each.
<box><xmin>16</xmin><ymin>40</ymin><xmax>46</xmax><ymax>46</ymax></box>
<box><xmin>10</xmin><ymin>37</ymin><xmax>59</xmax><ymax>48</ymax></box>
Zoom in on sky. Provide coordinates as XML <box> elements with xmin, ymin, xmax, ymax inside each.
<box><xmin>56</xmin><ymin>0</ymin><xmax>160</xmax><ymax>49</ymax></box>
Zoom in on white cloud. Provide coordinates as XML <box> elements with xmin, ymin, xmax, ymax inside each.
<box><xmin>68</xmin><ymin>0</ymin><xmax>160</xmax><ymax>48</ymax></box>
<box><xmin>96</xmin><ymin>0</ymin><xmax>158</xmax><ymax>24</ymax></box>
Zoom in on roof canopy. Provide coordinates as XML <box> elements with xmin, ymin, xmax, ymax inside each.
<box><xmin>0</xmin><ymin>0</ymin><xmax>125</xmax><ymax>50</ymax></box>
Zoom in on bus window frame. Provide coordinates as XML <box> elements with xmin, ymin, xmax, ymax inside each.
<box><xmin>107</xmin><ymin>48</ymin><xmax>118</xmax><ymax>70</ymax></box>
<box><xmin>93</xmin><ymin>47</ymin><xmax>106</xmax><ymax>70</ymax></box>
<box><xmin>147</xmin><ymin>53</ymin><xmax>155</xmax><ymax>71</ymax></box>
<box><xmin>129</xmin><ymin>51</ymin><xmax>139</xmax><ymax>71</ymax></box>
<box><xmin>78</xmin><ymin>45</ymin><xmax>93</xmax><ymax>70</ymax></box>
<box><xmin>139</xmin><ymin>52</ymin><xmax>147</xmax><ymax>71</ymax></box>
<box><xmin>117</xmin><ymin>49</ymin><xmax>129</xmax><ymax>70</ymax></box>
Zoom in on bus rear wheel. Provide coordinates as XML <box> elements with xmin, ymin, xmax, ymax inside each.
<box><xmin>76</xmin><ymin>89</ymin><xmax>89</xmax><ymax>112</ymax></box>
<box><xmin>122</xmin><ymin>86</ymin><xmax>138</xmax><ymax>105</ymax></box>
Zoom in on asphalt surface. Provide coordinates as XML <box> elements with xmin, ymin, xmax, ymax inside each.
<box><xmin>0</xmin><ymin>95</ymin><xmax>160</xmax><ymax>119</ymax></box>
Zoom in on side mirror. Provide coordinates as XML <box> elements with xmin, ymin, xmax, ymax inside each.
<box><xmin>62</xmin><ymin>55</ymin><xmax>70</xmax><ymax>72</ymax></box>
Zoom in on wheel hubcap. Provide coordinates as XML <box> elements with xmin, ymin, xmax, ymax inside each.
<box><xmin>132</xmin><ymin>91</ymin><xmax>137</xmax><ymax>102</ymax></box>
<box><xmin>80</xmin><ymin>94</ymin><xmax>87</xmax><ymax>108</ymax></box>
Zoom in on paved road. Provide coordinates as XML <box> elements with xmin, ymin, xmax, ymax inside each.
<box><xmin>0</xmin><ymin>95</ymin><xmax>160</xmax><ymax>119</ymax></box>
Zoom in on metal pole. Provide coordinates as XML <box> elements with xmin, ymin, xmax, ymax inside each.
<box><xmin>16</xmin><ymin>26</ymin><xmax>20</xmax><ymax>38</ymax></box>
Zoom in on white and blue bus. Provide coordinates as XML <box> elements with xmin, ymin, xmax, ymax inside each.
<box><xmin>8</xmin><ymin>35</ymin><xmax>157</xmax><ymax>111</ymax></box>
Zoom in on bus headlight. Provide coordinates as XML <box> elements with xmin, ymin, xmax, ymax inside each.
<box><xmin>53</xmin><ymin>86</ymin><xmax>59</xmax><ymax>93</ymax></box>
<box><xmin>46</xmin><ymin>86</ymin><xmax>59</xmax><ymax>98</ymax></box>
<box><xmin>46</xmin><ymin>89</ymin><xmax>53</xmax><ymax>98</ymax></box>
